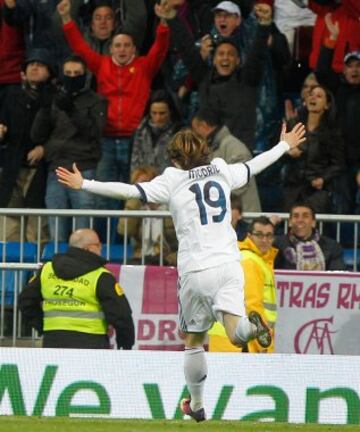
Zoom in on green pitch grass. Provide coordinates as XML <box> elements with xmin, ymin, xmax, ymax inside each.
<box><xmin>0</xmin><ymin>417</ymin><xmax>359</xmax><ymax>432</ymax></box>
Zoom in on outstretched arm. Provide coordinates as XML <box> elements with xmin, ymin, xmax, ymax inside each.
<box><xmin>56</xmin><ymin>164</ymin><xmax>141</xmax><ymax>200</ymax></box>
<box><xmin>246</xmin><ymin>123</ymin><xmax>306</xmax><ymax>176</ymax></box>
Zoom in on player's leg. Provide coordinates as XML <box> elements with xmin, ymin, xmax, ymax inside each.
<box><xmin>222</xmin><ymin>312</ymin><xmax>256</xmax><ymax>347</ymax></box>
<box><xmin>214</xmin><ymin>262</ymin><xmax>272</xmax><ymax>348</ymax></box>
<box><xmin>181</xmin><ymin>331</ymin><xmax>207</xmax><ymax>421</ymax></box>
<box><xmin>178</xmin><ymin>269</ymin><xmax>216</xmax><ymax>422</ymax></box>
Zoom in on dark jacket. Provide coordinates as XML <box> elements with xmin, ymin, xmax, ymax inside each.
<box><xmin>316</xmin><ymin>45</ymin><xmax>360</xmax><ymax>170</ymax></box>
<box><xmin>31</xmin><ymin>88</ymin><xmax>107</xmax><ymax>171</ymax></box>
<box><xmin>167</xmin><ymin>15</ymin><xmax>270</xmax><ymax>149</ymax></box>
<box><xmin>3</xmin><ymin>0</ymin><xmax>84</xmax><ymax>66</ymax></box>
<box><xmin>282</xmin><ymin>116</ymin><xmax>346</xmax><ymax>213</ymax></box>
<box><xmin>131</xmin><ymin>116</ymin><xmax>180</xmax><ymax>174</ymax></box>
<box><xmin>0</xmin><ymin>84</ymin><xmax>51</xmax><ymax>208</ymax></box>
<box><xmin>274</xmin><ymin>233</ymin><xmax>347</xmax><ymax>271</ymax></box>
<box><xmin>19</xmin><ymin>247</ymin><xmax>135</xmax><ymax>349</ymax></box>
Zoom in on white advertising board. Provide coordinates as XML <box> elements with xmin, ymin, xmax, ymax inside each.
<box><xmin>0</xmin><ymin>349</ymin><xmax>359</xmax><ymax>424</ymax></box>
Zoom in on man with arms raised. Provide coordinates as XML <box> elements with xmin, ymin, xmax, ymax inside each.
<box><xmin>56</xmin><ymin>123</ymin><xmax>305</xmax><ymax>421</ymax></box>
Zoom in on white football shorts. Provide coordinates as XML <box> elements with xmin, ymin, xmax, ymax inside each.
<box><xmin>178</xmin><ymin>261</ymin><xmax>246</xmax><ymax>333</ymax></box>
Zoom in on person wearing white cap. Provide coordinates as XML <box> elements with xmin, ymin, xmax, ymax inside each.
<box><xmin>213</xmin><ymin>1</ymin><xmax>241</xmax><ymax>16</ymax></box>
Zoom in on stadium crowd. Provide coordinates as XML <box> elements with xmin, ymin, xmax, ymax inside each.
<box><xmin>0</xmin><ymin>0</ymin><xmax>359</xmax><ymax>249</ymax></box>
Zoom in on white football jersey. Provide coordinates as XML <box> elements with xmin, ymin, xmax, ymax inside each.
<box><xmin>82</xmin><ymin>140</ymin><xmax>289</xmax><ymax>275</ymax></box>
<box><xmin>137</xmin><ymin>158</ymin><xmax>250</xmax><ymax>276</ymax></box>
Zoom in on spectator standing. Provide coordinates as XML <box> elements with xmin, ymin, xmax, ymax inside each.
<box><xmin>56</xmin><ymin>123</ymin><xmax>306</xmax><ymax>422</ymax></box>
<box><xmin>3</xmin><ymin>0</ymin><xmax>85</xmax><ymax>68</ymax></box>
<box><xmin>85</xmin><ymin>0</ymin><xmax>116</xmax><ymax>53</ymax></box>
<box><xmin>191</xmin><ymin>107</ymin><xmax>261</xmax><ymax>212</ymax></box>
<box><xmin>316</xmin><ymin>13</ymin><xmax>360</xmax><ymax>213</ymax></box>
<box><xmin>284</xmin><ymin>72</ymin><xmax>319</xmax><ymax>120</ymax></box>
<box><xmin>308</xmin><ymin>0</ymin><xmax>360</xmax><ymax>74</ymax></box>
<box><xmin>209</xmin><ymin>216</ymin><xmax>278</xmax><ymax>353</ymax></box>
<box><xmin>274</xmin><ymin>0</ymin><xmax>316</xmax><ymax>56</ymax></box>
<box><xmin>0</xmin><ymin>48</ymin><xmax>56</xmax><ymax>242</ymax></box>
<box><xmin>157</xmin><ymin>0</ymin><xmax>270</xmax><ymax>150</ymax></box>
<box><xmin>282</xmin><ymin>84</ymin><xmax>346</xmax><ymax>214</ymax></box>
<box><xmin>57</xmin><ymin>0</ymin><xmax>170</xmax><ymax>210</ymax></box>
<box><xmin>19</xmin><ymin>228</ymin><xmax>135</xmax><ymax>349</ymax></box>
<box><xmin>0</xmin><ymin>0</ymin><xmax>25</xmax><ymax>112</ymax></box>
<box><xmin>131</xmin><ymin>90</ymin><xmax>181</xmax><ymax>175</ymax></box>
<box><xmin>30</xmin><ymin>55</ymin><xmax>107</xmax><ymax>242</ymax></box>
<box><xmin>274</xmin><ymin>202</ymin><xmax>346</xmax><ymax>271</ymax></box>
<box><xmin>79</xmin><ymin>0</ymin><xmax>147</xmax><ymax>52</ymax></box>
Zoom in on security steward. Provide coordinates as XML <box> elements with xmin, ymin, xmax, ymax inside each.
<box><xmin>19</xmin><ymin>228</ymin><xmax>135</xmax><ymax>349</ymax></box>
<box><xmin>208</xmin><ymin>216</ymin><xmax>278</xmax><ymax>353</ymax></box>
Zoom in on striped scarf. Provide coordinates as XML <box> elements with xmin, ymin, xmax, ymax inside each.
<box><xmin>285</xmin><ymin>230</ymin><xmax>326</xmax><ymax>271</ymax></box>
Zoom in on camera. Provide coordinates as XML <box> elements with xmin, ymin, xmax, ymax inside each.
<box><xmin>195</xmin><ymin>34</ymin><xmax>222</xmax><ymax>49</ymax></box>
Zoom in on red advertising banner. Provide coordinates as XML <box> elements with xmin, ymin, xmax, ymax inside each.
<box><xmin>107</xmin><ymin>265</ymin><xmax>360</xmax><ymax>354</ymax></box>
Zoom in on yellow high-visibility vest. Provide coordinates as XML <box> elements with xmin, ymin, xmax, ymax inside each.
<box><xmin>209</xmin><ymin>250</ymin><xmax>277</xmax><ymax>338</ymax></box>
<box><xmin>242</xmin><ymin>249</ymin><xmax>277</xmax><ymax>326</ymax></box>
<box><xmin>41</xmin><ymin>262</ymin><xmax>109</xmax><ymax>334</ymax></box>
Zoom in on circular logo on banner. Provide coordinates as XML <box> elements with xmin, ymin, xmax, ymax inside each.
<box><xmin>294</xmin><ymin>317</ymin><xmax>338</xmax><ymax>354</ymax></box>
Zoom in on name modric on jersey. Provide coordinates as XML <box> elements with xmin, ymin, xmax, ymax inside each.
<box><xmin>188</xmin><ymin>164</ymin><xmax>220</xmax><ymax>180</ymax></box>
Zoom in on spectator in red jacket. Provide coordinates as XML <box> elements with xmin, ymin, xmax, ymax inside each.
<box><xmin>0</xmin><ymin>0</ymin><xmax>25</xmax><ymax>113</ymax></box>
<box><xmin>308</xmin><ymin>0</ymin><xmax>360</xmax><ymax>73</ymax></box>
<box><xmin>57</xmin><ymin>0</ymin><xmax>170</xmax><ymax>212</ymax></box>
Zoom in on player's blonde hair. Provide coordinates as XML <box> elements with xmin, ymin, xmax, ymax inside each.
<box><xmin>167</xmin><ymin>128</ymin><xmax>211</xmax><ymax>170</ymax></box>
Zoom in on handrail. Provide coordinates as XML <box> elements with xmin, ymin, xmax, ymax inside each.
<box><xmin>0</xmin><ymin>208</ymin><xmax>358</xmax><ymax>222</ymax></box>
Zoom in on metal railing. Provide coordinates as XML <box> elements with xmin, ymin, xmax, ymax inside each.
<box><xmin>0</xmin><ymin>263</ymin><xmax>42</xmax><ymax>346</ymax></box>
<box><xmin>0</xmin><ymin>209</ymin><xmax>359</xmax><ymax>346</ymax></box>
<box><xmin>0</xmin><ymin>208</ymin><xmax>357</xmax><ymax>266</ymax></box>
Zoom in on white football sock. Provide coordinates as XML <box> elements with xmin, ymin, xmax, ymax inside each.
<box><xmin>234</xmin><ymin>316</ymin><xmax>257</xmax><ymax>345</ymax></box>
<box><xmin>184</xmin><ymin>347</ymin><xmax>207</xmax><ymax>412</ymax></box>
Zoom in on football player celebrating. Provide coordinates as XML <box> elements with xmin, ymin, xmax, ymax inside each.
<box><xmin>56</xmin><ymin>122</ymin><xmax>305</xmax><ymax>422</ymax></box>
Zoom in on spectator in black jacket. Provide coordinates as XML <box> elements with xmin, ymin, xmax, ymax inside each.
<box><xmin>274</xmin><ymin>202</ymin><xmax>346</xmax><ymax>271</ymax></box>
<box><xmin>282</xmin><ymin>84</ymin><xmax>346</xmax><ymax>214</ymax></box>
<box><xmin>19</xmin><ymin>228</ymin><xmax>135</xmax><ymax>349</ymax></box>
<box><xmin>31</xmin><ymin>55</ymin><xmax>107</xmax><ymax>242</ymax></box>
<box><xmin>0</xmin><ymin>48</ymin><xmax>56</xmax><ymax>242</ymax></box>
<box><xmin>316</xmin><ymin>12</ymin><xmax>360</xmax><ymax>213</ymax></box>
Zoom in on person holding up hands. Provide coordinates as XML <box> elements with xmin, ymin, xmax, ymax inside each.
<box><xmin>57</xmin><ymin>0</ymin><xmax>170</xmax><ymax>210</ymax></box>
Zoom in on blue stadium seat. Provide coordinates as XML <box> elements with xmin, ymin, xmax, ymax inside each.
<box><xmin>0</xmin><ymin>242</ymin><xmax>38</xmax><ymax>262</ymax></box>
<box><xmin>0</xmin><ymin>242</ymin><xmax>38</xmax><ymax>306</ymax></box>
<box><xmin>41</xmin><ymin>242</ymin><xmax>133</xmax><ymax>263</ymax></box>
<box><xmin>101</xmin><ymin>243</ymin><xmax>133</xmax><ymax>263</ymax></box>
<box><xmin>343</xmin><ymin>248</ymin><xmax>360</xmax><ymax>271</ymax></box>
<box><xmin>41</xmin><ymin>242</ymin><xmax>68</xmax><ymax>262</ymax></box>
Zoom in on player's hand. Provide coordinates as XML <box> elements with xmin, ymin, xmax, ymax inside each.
<box><xmin>56</xmin><ymin>163</ymin><xmax>84</xmax><ymax>189</ymax></box>
<box><xmin>280</xmin><ymin>122</ymin><xmax>306</xmax><ymax>150</ymax></box>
